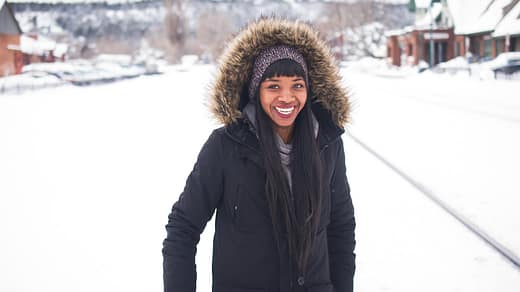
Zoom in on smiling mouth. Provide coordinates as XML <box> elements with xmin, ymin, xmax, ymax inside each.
<box><xmin>275</xmin><ymin>106</ymin><xmax>295</xmax><ymax>115</ymax></box>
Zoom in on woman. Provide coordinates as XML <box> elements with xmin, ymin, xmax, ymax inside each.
<box><xmin>163</xmin><ymin>19</ymin><xmax>355</xmax><ymax>292</ymax></box>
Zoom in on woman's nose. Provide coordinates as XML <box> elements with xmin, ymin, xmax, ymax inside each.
<box><xmin>279</xmin><ymin>89</ymin><xmax>294</xmax><ymax>102</ymax></box>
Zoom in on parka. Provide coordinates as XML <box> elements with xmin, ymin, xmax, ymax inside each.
<box><xmin>163</xmin><ymin>19</ymin><xmax>355</xmax><ymax>292</ymax></box>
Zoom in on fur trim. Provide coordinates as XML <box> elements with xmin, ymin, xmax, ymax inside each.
<box><xmin>210</xmin><ymin>18</ymin><xmax>350</xmax><ymax>127</ymax></box>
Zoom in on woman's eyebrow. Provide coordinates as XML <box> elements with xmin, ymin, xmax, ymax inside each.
<box><xmin>264</xmin><ymin>77</ymin><xmax>304</xmax><ymax>82</ymax></box>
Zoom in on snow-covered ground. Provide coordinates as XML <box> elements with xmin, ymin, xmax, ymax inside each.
<box><xmin>342</xmin><ymin>63</ymin><xmax>520</xmax><ymax>258</ymax></box>
<box><xmin>0</xmin><ymin>63</ymin><xmax>519</xmax><ymax>292</ymax></box>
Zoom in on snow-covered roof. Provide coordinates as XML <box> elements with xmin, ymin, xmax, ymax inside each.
<box><xmin>461</xmin><ymin>0</ymin><xmax>512</xmax><ymax>35</ymax></box>
<box><xmin>53</xmin><ymin>43</ymin><xmax>68</xmax><ymax>57</ymax></box>
<box><xmin>7</xmin><ymin>34</ymin><xmax>68</xmax><ymax>57</ymax></box>
<box><xmin>492</xmin><ymin>1</ymin><xmax>520</xmax><ymax>37</ymax></box>
<box><xmin>414</xmin><ymin>2</ymin><xmax>442</xmax><ymax>29</ymax></box>
<box><xmin>7</xmin><ymin>34</ymin><xmax>55</xmax><ymax>55</ymax></box>
<box><xmin>415</xmin><ymin>0</ymin><xmax>432</xmax><ymax>9</ymax></box>
<box><xmin>385</xmin><ymin>28</ymin><xmax>408</xmax><ymax>37</ymax></box>
<box><xmin>446</xmin><ymin>0</ymin><xmax>491</xmax><ymax>35</ymax></box>
<box><xmin>22</xmin><ymin>35</ymin><xmax>55</xmax><ymax>55</ymax></box>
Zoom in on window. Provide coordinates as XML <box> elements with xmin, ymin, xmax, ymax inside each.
<box><xmin>495</xmin><ymin>39</ymin><xmax>505</xmax><ymax>55</ymax></box>
<box><xmin>484</xmin><ymin>38</ymin><xmax>492</xmax><ymax>57</ymax></box>
<box><xmin>471</xmin><ymin>38</ymin><xmax>480</xmax><ymax>57</ymax></box>
<box><xmin>455</xmin><ymin>42</ymin><xmax>461</xmax><ymax>57</ymax></box>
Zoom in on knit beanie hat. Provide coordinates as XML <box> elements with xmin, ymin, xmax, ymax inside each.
<box><xmin>247</xmin><ymin>45</ymin><xmax>309</xmax><ymax>102</ymax></box>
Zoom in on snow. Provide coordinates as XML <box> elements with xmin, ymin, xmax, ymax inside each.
<box><xmin>437</xmin><ymin>56</ymin><xmax>471</xmax><ymax>71</ymax></box>
<box><xmin>1</xmin><ymin>63</ymin><xmax>520</xmax><ymax>292</ymax></box>
<box><xmin>1</xmin><ymin>56</ymin><xmax>162</xmax><ymax>94</ymax></box>
<box><xmin>20</xmin><ymin>34</ymin><xmax>55</xmax><ymax>55</ymax></box>
<box><xmin>6</xmin><ymin>34</ymin><xmax>68</xmax><ymax>58</ymax></box>
<box><xmin>414</xmin><ymin>2</ymin><xmax>442</xmax><ymax>28</ymax></box>
<box><xmin>461</xmin><ymin>0</ymin><xmax>511</xmax><ymax>34</ymax></box>
<box><xmin>342</xmin><ymin>60</ymin><xmax>520</xmax><ymax>260</ymax></box>
<box><xmin>493</xmin><ymin>0</ymin><xmax>520</xmax><ymax>37</ymax></box>
<box><xmin>414</xmin><ymin>0</ymin><xmax>432</xmax><ymax>9</ymax></box>
<box><xmin>94</xmin><ymin>54</ymin><xmax>133</xmax><ymax>65</ymax></box>
<box><xmin>385</xmin><ymin>28</ymin><xmax>407</xmax><ymax>36</ymax></box>
<box><xmin>0</xmin><ymin>69</ymin><xmax>64</xmax><ymax>92</ymax></box>
<box><xmin>446</xmin><ymin>0</ymin><xmax>490</xmax><ymax>35</ymax></box>
<box><xmin>53</xmin><ymin>43</ymin><xmax>68</xmax><ymax>57</ymax></box>
<box><xmin>480</xmin><ymin>52</ymin><xmax>520</xmax><ymax>70</ymax></box>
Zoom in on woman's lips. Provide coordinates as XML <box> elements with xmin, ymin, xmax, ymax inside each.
<box><xmin>274</xmin><ymin>106</ymin><xmax>295</xmax><ymax>119</ymax></box>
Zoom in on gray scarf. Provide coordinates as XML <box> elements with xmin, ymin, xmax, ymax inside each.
<box><xmin>243</xmin><ymin>102</ymin><xmax>319</xmax><ymax>192</ymax></box>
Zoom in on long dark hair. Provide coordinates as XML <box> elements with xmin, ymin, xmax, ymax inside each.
<box><xmin>253</xmin><ymin>59</ymin><xmax>322</xmax><ymax>275</ymax></box>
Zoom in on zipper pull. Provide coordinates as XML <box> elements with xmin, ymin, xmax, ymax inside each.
<box><xmin>233</xmin><ymin>205</ymin><xmax>238</xmax><ymax>217</ymax></box>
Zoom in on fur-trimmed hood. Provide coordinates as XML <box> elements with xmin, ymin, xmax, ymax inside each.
<box><xmin>210</xmin><ymin>18</ymin><xmax>350</xmax><ymax>128</ymax></box>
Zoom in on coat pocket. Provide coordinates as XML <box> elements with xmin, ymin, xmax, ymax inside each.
<box><xmin>231</xmin><ymin>184</ymin><xmax>271</xmax><ymax>233</ymax></box>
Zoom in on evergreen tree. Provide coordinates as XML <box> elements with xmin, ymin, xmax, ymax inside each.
<box><xmin>408</xmin><ymin>0</ymin><xmax>416</xmax><ymax>12</ymax></box>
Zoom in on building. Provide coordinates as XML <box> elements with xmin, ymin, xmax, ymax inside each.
<box><xmin>0</xmin><ymin>0</ymin><xmax>22</xmax><ymax>76</ymax></box>
<box><xmin>0</xmin><ymin>0</ymin><xmax>67</xmax><ymax>77</ymax></box>
<box><xmin>492</xmin><ymin>0</ymin><xmax>520</xmax><ymax>52</ymax></box>
<box><xmin>387</xmin><ymin>0</ymin><xmax>520</xmax><ymax>67</ymax></box>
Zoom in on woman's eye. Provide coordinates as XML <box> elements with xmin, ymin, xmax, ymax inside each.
<box><xmin>294</xmin><ymin>83</ymin><xmax>305</xmax><ymax>89</ymax></box>
<box><xmin>267</xmin><ymin>84</ymin><xmax>279</xmax><ymax>89</ymax></box>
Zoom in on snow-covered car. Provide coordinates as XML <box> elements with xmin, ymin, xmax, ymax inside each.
<box><xmin>485</xmin><ymin>52</ymin><xmax>520</xmax><ymax>78</ymax></box>
<box><xmin>0</xmin><ymin>70</ymin><xmax>63</xmax><ymax>94</ymax></box>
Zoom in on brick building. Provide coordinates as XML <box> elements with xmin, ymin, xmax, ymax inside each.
<box><xmin>388</xmin><ymin>0</ymin><xmax>520</xmax><ymax>67</ymax></box>
<box><xmin>1</xmin><ymin>0</ymin><xmax>67</xmax><ymax>77</ymax></box>
<box><xmin>0</xmin><ymin>0</ymin><xmax>22</xmax><ymax>76</ymax></box>
<box><xmin>492</xmin><ymin>0</ymin><xmax>520</xmax><ymax>53</ymax></box>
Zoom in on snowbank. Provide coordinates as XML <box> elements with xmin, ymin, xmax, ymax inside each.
<box><xmin>0</xmin><ymin>55</ymin><xmax>164</xmax><ymax>94</ymax></box>
<box><xmin>346</xmin><ymin>55</ymin><xmax>520</xmax><ymax>81</ymax></box>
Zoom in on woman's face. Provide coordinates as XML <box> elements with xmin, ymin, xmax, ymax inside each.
<box><xmin>259</xmin><ymin>75</ymin><xmax>307</xmax><ymax>140</ymax></box>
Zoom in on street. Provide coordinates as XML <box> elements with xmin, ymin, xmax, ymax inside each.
<box><xmin>1</xmin><ymin>65</ymin><xmax>519</xmax><ymax>291</ymax></box>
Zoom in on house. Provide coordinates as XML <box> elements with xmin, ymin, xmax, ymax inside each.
<box><xmin>454</xmin><ymin>0</ymin><xmax>518</xmax><ymax>59</ymax></box>
<box><xmin>387</xmin><ymin>0</ymin><xmax>520</xmax><ymax>67</ymax></box>
<box><xmin>0</xmin><ymin>0</ymin><xmax>22</xmax><ymax>76</ymax></box>
<box><xmin>492</xmin><ymin>0</ymin><xmax>520</xmax><ymax>52</ymax></box>
<box><xmin>387</xmin><ymin>0</ymin><xmax>458</xmax><ymax>66</ymax></box>
<box><xmin>0</xmin><ymin>0</ymin><xmax>67</xmax><ymax>77</ymax></box>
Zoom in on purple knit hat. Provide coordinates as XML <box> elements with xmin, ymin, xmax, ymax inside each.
<box><xmin>248</xmin><ymin>45</ymin><xmax>308</xmax><ymax>102</ymax></box>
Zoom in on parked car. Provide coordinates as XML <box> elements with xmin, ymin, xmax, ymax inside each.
<box><xmin>486</xmin><ymin>52</ymin><xmax>520</xmax><ymax>78</ymax></box>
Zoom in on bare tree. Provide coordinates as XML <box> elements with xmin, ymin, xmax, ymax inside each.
<box><xmin>164</xmin><ymin>0</ymin><xmax>187</xmax><ymax>60</ymax></box>
<box><xmin>316</xmin><ymin>0</ymin><xmax>404</xmax><ymax>60</ymax></box>
<box><xmin>194</xmin><ymin>10</ymin><xmax>235</xmax><ymax>61</ymax></box>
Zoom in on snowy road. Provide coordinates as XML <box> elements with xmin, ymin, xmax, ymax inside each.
<box><xmin>1</xmin><ymin>65</ymin><xmax>519</xmax><ymax>291</ymax></box>
<box><xmin>343</xmin><ymin>68</ymin><xmax>520</xmax><ymax>262</ymax></box>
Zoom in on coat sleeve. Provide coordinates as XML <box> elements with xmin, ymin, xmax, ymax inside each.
<box><xmin>327</xmin><ymin>138</ymin><xmax>356</xmax><ymax>292</ymax></box>
<box><xmin>162</xmin><ymin>129</ymin><xmax>225</xmax><ymax>292</ymax></box>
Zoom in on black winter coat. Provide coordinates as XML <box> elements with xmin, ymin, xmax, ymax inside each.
<box><xmin>163</xmin><ymin>19</ymin><xmax>355</xmax><ymax>292</ymax></box>
<box><xmin>163</xmin><ymin>106</ymin><xmax>355</xmax><ymax>292</ymax></box>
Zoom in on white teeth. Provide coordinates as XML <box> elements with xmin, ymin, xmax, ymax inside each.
<box><xmin>275</xmin><ymin>106</ymin><xmax>295</xmax><ymax>115</ymax></box>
